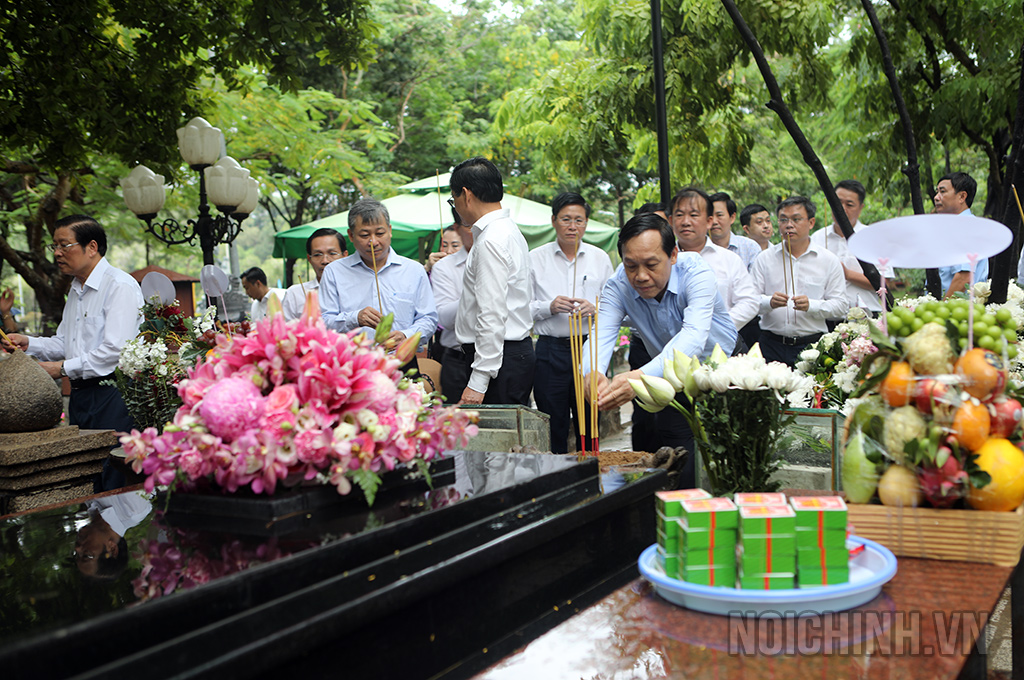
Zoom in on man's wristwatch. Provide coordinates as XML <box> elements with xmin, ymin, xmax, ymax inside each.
<box><xmin>59</xmin><ymin>363</ymin><xmax>67</xmax><ymax>378</ymax></box>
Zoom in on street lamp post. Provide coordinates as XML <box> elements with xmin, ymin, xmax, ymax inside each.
<box><xmin>121</xmin><ymin>117</ymin><xmax>259</xmax><ymax>266</ymax></box>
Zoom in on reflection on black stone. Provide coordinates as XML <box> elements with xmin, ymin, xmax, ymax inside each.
<box><xmin>0</xmin><ymin>451</ymin><xmax>587</xmax><ymax>649</ymax></box>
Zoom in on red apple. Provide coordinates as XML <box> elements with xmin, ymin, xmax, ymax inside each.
<box><xmin>990</xmin><ymin>397</ymin><xmax>1023</xmax><ymax>438</ymax></box>
<box><xmin>914</xmin><ymin>378</ymin><xmax>949</xmax><ymax>415</ymax></box>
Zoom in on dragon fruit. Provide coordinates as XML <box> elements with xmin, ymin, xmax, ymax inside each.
<box><xmin>916</xmin><ymin>446</ymin><xmax>969</xmax><ymax>508</ymax></box>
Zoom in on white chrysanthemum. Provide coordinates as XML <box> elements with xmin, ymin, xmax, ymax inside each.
<box><xmin>763</xmin><ymin>362</ymin><xmax>796</xmax><ymax>391</ymax></box>
<box><xmin>799</xmin><ymin>348</ymin><xmax>820</xmax><ymax>362</ymax></box>
<box><xmin>847</xmin><ymin>306</ymin><xmax>868</xmax><ymax>321</ymax></box>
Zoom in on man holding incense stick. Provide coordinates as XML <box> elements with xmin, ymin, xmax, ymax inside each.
<box><xmin>582</xmin><ymin>212</ymin><xmax>737</xmax><ymax>486</ymax></box>
<box><xmin>320</xmin><ymin>199</ymin><xmax>438</xmax><ymax>353</ymax></box>
<box><xmin>530</xmin><ymin>192</ymin><xmax>613</xmax><ymax>453</ymax></box>
<box><xmin>448</xmin><ymin>156</ymin><xmax>535</xmax><ymax>406</ymax></box>
<box><xmin>750</xmin><ymin>196</ymin><xmax>847</xmax><ymax>367</ymax></box>
<box><xmin>3</xmin><ymin>215</ymin><xmax>143</xmax><ymax>491</ymax></box>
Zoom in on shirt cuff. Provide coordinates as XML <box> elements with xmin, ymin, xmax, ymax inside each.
<box><xmin>63</xmin><ymin>357</ymin><xmax>82</xmax><ymax>379</ymax></box>
<box><xmin>467</xmin><ymin>369</ymin><xmax>491</xmax><ymax>394</ymax></box>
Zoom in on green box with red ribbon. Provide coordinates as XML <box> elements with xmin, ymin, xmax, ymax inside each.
<box><xmin>656</xmin><ymin>489</ymin><xmax>713</xmax><ymax>519</ymax></box>
<box><xmin>738</xmin><ymin>549</ymin><xmax>796</xmax><ymax>575</ymax></box>
<box><xmin>796</xmin><ymin>546</ymin><xmax>849</xmax><ymax>569</ymax></box>
<box><xmin>679</xmin><ymin>497</ymin><xmax>739</xmax><ymax>530</ymax></box>
<box><xmin>680</xmin><ymin>564</ymin><xmax>737</xmax><ymax>587</ymax></box>
<box><xmin>790</xmin><ymin>496</ymin><xmax>848</xmax><ymax>529</ymax></box>
<box><xmin>797</xmin><ymin>566</ymin><xmax>850</xmax><ymax>587</ymax></box>
<box><xmin>738</xmin><ymin>573</ymin><xmax>796</xmax><ymax>590</ymax></box>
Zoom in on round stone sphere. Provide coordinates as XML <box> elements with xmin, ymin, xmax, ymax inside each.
<box><xmin>0</xmin><ymin>351</ymin><xmax>63</xmax><ymax>432</ymax></box>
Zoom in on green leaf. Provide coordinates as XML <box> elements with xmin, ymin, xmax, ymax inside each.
<box><xmin>350</xmin><ymin>468</ymin><xmax>383</xmax><ymax>506</ymax></box>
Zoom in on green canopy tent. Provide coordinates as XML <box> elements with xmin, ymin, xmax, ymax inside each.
<box><xmin>273</xmin><ymin>174</ymin><xmax>621</xmax><ymax>266</ymax></box>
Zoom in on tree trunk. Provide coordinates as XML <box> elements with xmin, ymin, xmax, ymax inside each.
<box><xmin>719</xmin><ymin>0</ymin><xmax>884</xmax><ymax>298</ymax></box>
<box><xmin>990</xmin><ymin>33</ymin><xmax>1024</xmax><ymax>305</ymax></box>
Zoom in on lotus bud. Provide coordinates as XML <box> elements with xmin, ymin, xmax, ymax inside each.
<box><xmin>394</xmin><ymin>332</ymin><xmax>421</xmax><ymax>365</ymax></box>
<box><xmin>302</xmin><ymin>290</ymin><xmax>321</xmax><ymax>326</ymax></box>
<box><xmin>628</xmin><ymin>378</ymin><xmax>660</xmax><ymax>411</ymax></box>
<box><xmin>747</xmin><ymin>342</ymin><xmax>764</xmax><ymax>360</ymax></box>
<box><xmin>662</xmin><ymin>355</ymin><xmax>684</xmax><ymax>392</ymax></box>
<box><xmin>640</xmin><ymin>375</ymin><xmax>677</xmax><ymax>408</ymax></box>
<box><xmin>710</xmin><ymin>343</ymin><xmax>729</xmax><ymax>366</ymax></box>
<box><xmin>267</xmin><ymin>291</ymin><xmax>283</xmax><ymax>318</ymax></box>
<box><xmin>374</xmin><ymin>312</ymin><xmax>395</xmax><ymax>344</ymax></box>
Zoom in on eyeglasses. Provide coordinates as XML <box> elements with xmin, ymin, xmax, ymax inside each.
<box><xmin>447</xmin><ymin>197</ymin><xmax>456</xmax><ymax>209</ymax></box>
<box><xmin>310</xmin><ymin>251</ymin><xmax>342</xmax><ymax>260</ymax></box>
<box><xmin>558</xmin><ymin>217</ymin><xmax>586</xmax><ymax>227</ymax></box>
<box><xmin>48</xmin><ymin>242</ymin><xmax>80</xmax><ymax>252</ymax></box>
<box><xmin>777</xmin><ymin>216</ymin><xmax>805</xmax><ymax>225</ymax></box>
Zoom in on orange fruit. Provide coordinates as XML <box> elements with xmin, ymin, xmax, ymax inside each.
<box><xmin>967</xmin><ymin>438</ymin><xmax>1024</xmax><ymax>511</ymax></box>
<box><xmin>880</xmin><ymin>361</ymin><xmax>915</xmax><ymax>407</ymax></box>
<box><xmin>955</xmin><ymin>348</ymin><xmax>1006</xmax><ymax>401</ymax></box>
<box><xmin>951</xmin><ymin>401</ymin><xmax>991</xmax><ymax>452</ymax></box>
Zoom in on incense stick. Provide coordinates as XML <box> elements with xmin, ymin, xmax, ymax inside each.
<box><xmin>369</xmin><ymin>240</ymin><xmax>384</xmax><ymax>313</ymax></box>
<box><xmin>569</xmin><ymin>311</ymin><xmax>587</xmax><ymax>454</ymax></box>
<box><xmin>1013</xmin><ymin>185</ymin><xmax>1024</xmax><ymax>227</ymax></box>
<box><xmin>572</xmin><ymin>232</ymin><xmax>582</xmax><ymax>299</ymax></box>
<box><xmin>590</xmin><ymin>296</ymin><xmax>600</xmax><ymax>454</ymax></box>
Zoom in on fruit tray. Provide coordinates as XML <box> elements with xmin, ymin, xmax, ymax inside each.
<box><xmin>846</xmin><ymin>501</ymin><xmax>1024</xmax><ymax>567</ymax></box>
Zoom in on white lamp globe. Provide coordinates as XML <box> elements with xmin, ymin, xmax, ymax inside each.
<box><xmin>204</xmin><ymin>157</ymin><xmax>251</xmax><ymax>212</ymax></box>
<box><xmin>234</xmin><ymin>177</ymin><xmax>260</xmax><ymax>217</ymax></box>
<box><xmin>120</xmin><ymin>165</ymin><xmax>166</xmax><ymax>217</ymax></box>
<box><xmin>176</xmin><ymin>117</ymin><xmax>224</xmax><ymax>168</ymax></box>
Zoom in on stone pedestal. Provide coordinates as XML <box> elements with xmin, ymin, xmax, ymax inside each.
<box><xmin>0</xmin><ymin>426</ymin><xmax>118</xmax><ymax>514</ymax></box>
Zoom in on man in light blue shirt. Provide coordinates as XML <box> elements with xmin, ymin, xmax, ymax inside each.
<box><xmin>583</xmin><ymin>212</ymin><xmax>737</xmax><ymax>486</ymax></box>
<box><xmin>934</xmin><ymin>172</ymin><xmax>987</xmax><ymax>298</ymax></box>
<box><xmin>320</xmin><ymin>199</ymin><xmax>438</xmax><ymax>354</ymax></box>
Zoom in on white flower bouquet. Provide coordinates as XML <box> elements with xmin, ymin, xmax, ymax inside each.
<box><xmin>630</xmin><ymin>344</ymin><xmax>811</xmax><ymax>495</ymax></box>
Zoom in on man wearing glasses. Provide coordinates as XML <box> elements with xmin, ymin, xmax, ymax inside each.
<box><xmin>529</xmin><ymin>192</ymin><xmax>613</xmax><ymax>452</ymax></box>
<box><xmin>750</xmin><ymin>196</ymin><xmax>847</xmax><ymax>366</ymax></box>
<box><xmin>281</xmin><ymin>228</ymin><xmax>348</xmax><ymax>321</ymax></box>
<box><xmin>3</xmin><ymin>214</ymin><xmax>143</xmax><ymax>490</ymax></box>
<box><xmin>447</xmin><ymin>157</ymin><xmax>534</xmax><ymax>406</ymax></box>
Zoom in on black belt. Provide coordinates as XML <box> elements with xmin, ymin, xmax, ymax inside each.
<box><xmin>537</xmin><ymin>335</ymin><xmax>573</xmax><ymax>346</ymax></box>
<box><xmin>762</xmin><ymin>331</ymin><xmax>823</xmax><ymax>347</ymax></box>
<box><xmin>69</xmin><ymin>374</ymin><xmax>116</xmax><ymax>390</ymax></box>
<box><xmin>460</xmin><ymin>338</ymin><xmax>533</xmax><ymax>355</ymax></box>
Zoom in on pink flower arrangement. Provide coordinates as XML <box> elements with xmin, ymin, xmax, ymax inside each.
<box><xmin>121</xmin><ymin>292</ymin><xmax>478</xmax><ymax>501</ymax></box>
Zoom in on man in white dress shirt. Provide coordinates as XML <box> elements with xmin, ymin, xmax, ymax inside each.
<box><xmin>448</xmin><ymin>156</ymin><xmax>534</xmax><ymax>406</ymax></box>
<box><xmin>433</xmin><ymin>210</ymin><xmax>472</xmax><ymax>402</ymax></box>
<box><xmin>530</xmin><ymin>192</ymin><xmax>614</xmax><ymax>453</ymax></box>
<box><xmin>708</xmin><ymin>191</ymin><xmax>762</xmax><ymax>269</ymax></box>
<box><xmin>5</xmin><ymin>215</ymin><xmax>144</xmax><ymax>490</ymax></box>
<box><xmin>281</xmin><ymin>228</ymin><xmax>347</xmax><ymax>321</ymax></box>
<box><xmin>751</xmin><ymin>196</ymin><xmax>848</xmax><ymax>366</ymax></box>
<box><xmin>670</xmin><ymin>187</ymin><xmax>758</xmax><ymax>336</ymax></box>
<box><xmin>241</xmin><ymin>267</ymin><xmax>285</xmax><ymax>322</ymax></box>
<box><xmin>810</xmin><ymin>180</ymin><xmax>890</xmax><ymax>320</ymax></box>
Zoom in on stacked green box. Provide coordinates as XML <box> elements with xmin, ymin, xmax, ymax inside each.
<box><xmin>790</xmin><ymin>496</ymin><xmax>849</xmax><ymax>588</ymax></box>
<box><xmin>733</xmin><ymin>492</ymin><xmax>788</xmax><ymax>507</ymax></box>
<box><xmin>655</xmin><ymin>489</ymin><xmax>713</xmax><ymax>569</ymax></box>
<box><xmin>737</xmin><ymin>505</ymin><xmax>797</xmax><ymax>589</ymax></box>
<box><xmin>676</xmin><ymin>497</ymin><xmax>739</xmax><ymax>587</ymax></box>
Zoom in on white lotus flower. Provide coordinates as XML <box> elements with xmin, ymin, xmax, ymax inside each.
<box><xmin>640</xmin><ymin>375</ymin><xmax>677</xmax><ymax>407</ymax></box>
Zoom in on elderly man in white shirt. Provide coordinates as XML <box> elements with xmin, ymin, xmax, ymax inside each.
<box><xmin>448</xmin><ymin>157</ymin><xmax>534</xmax><ymax>406</ymax></box>
<box><xmin>670</xmin><ymin>187</ymin><xmax>758</xmax><ymax>338</ymax></box>
<box><xmin>281</xmin><ymin>228</ymin><xmax>347</xmax><ymax>321</ymax></box>
<box><xmin>810</xmin><ymin>180</ymin><xmax>890</xmax><ymax>319</ymax></box>
<box><xmin>530</xmin><ymin>192</ymin><xmax>614</xmax><ymax>453</ymax></box>
<box><xmin>751</xmin><ymin>196</ymin><xmax>848</xmax><ymax>366</ymax></box>
<box><xmin>5</xmin><ymin>215</ymin><xmax>144</xmax><ymax>491</ymax></box>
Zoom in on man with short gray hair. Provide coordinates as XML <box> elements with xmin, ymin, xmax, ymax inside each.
<box><xmin>319</xmin><ymin>199</ymin><xmax>437</xmax><ymax>350</ymax></box>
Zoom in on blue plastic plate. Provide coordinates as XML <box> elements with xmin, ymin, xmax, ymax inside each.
<box><xmin>638</xmin><ymin>535</ymin><xmax>898</xmax><ymax>617</ymax></box>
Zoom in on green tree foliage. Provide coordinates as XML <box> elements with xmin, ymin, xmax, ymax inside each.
<box><xmin>0</xmin><ymin>0</ymin><xmax>375</xmax><ymax>328</ymax></box>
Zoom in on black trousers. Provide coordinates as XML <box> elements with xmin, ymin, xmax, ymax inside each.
<box><xmin>440</xmin><ymin>338</ymin><xmax>535</xmax><ymax>406</ymax></box>
<box><xmin>533</xmin><ymin>335</ymin><xmax>578</xmax><ymax>454</ymax></box>
<box><xmin>70</xmin><ymin>381</ymin><xmax>135</xmax><ymax>493</ymax></box>
<box><xmin>757</xmin><ymin>330</ymin><xmax>821</xmax><ymax>368</ymax></box>
<box><xmin>628</xmin><ymin>340</ymin><xmax>696</xmax><ymax>488</ymax></box>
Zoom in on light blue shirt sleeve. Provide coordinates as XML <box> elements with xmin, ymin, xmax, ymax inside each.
<box><xmin>395</xmin><ymin>266</ymin><xmax>438</xmax><ymax>342</ymax></box>
<box><xmin>319</xmin><ymin>263</ymin><xmax>359</xmax><ymax>332</ymax></box>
